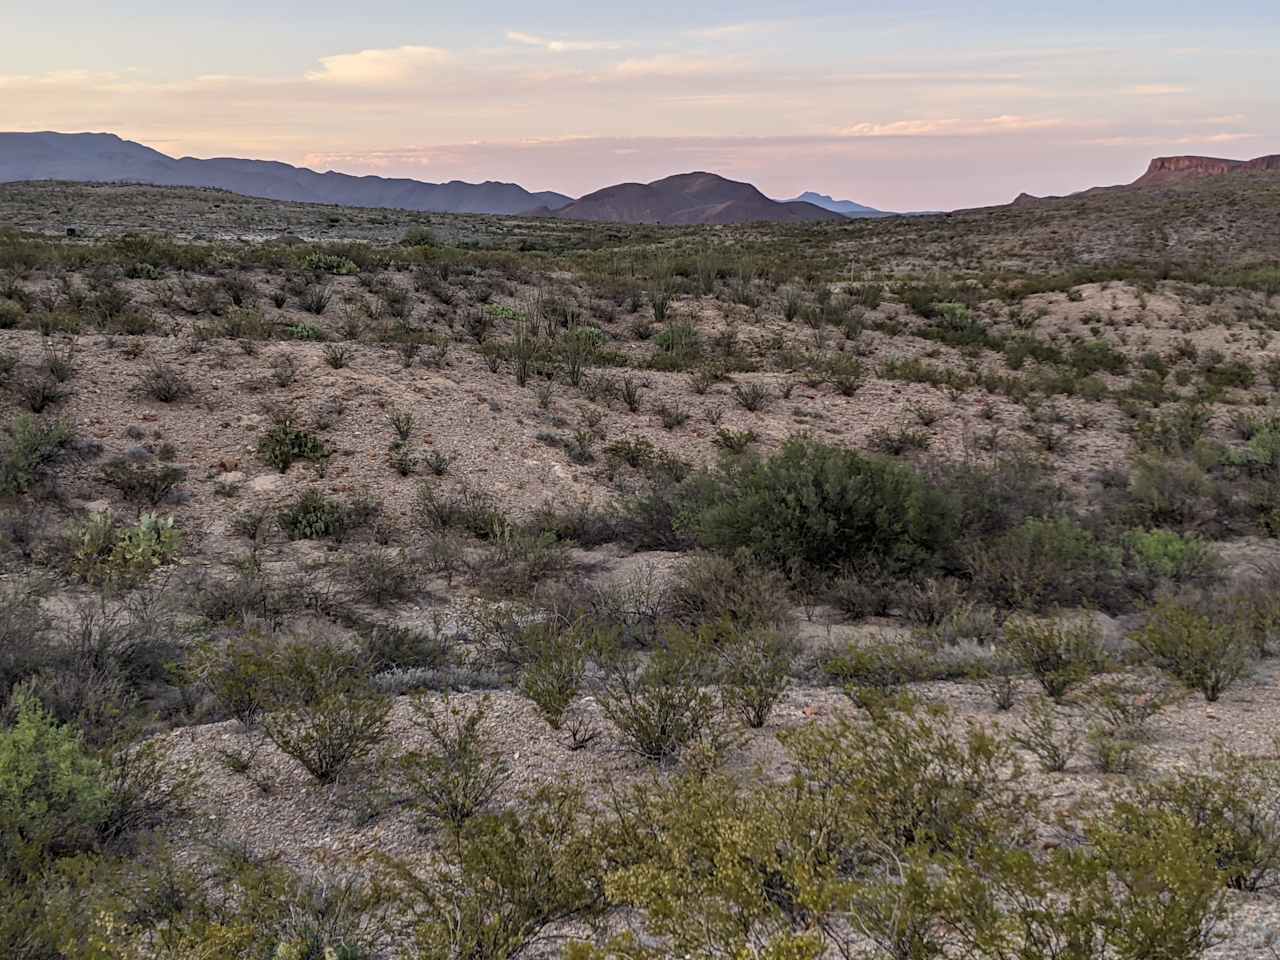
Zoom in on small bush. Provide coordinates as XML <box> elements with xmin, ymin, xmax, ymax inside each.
<box><xmin>0</xmin><ymin>415</ymin><xmax>73</xmax><ymax>496</ymax></box>
<box><xmin>1002</xmin><ymin>615</ymin><xmax>1106</xmax><ymax>701</ymax></box>
<box><xmin>258</xmin><ymin>420</ymin><xmax>329</xmax><ymax>473</ymax></box>
<box><xmin>598</xmin><ymin>630</ymin><xmax>718</xmax><ymax>763</ymax></box>
<box><xmin>278</xmin><ymin>490</ymin><xmax>374</xmax><ymax>541</ymax></box>
<box><xmin>262</xmin><ymin>643</ymin><xmax>392</xmax><ymax>783</ymax></box>
<box><xmin>1010</xmin><ymin>696</ymin><xmax>1078</xmax><ymax>772</ymax></box>
<box><xmin>101</xmin><ymin>458</ymin><xmax>185</xmax><ymax>506</ymax></box>
<box><xmin>399</xmin><ymin>695</ymin><xmax>511</xmax><ymax>830</ymax></box>
<box><xmin>1135</xmin><ymin>749</ymin><xmax>1280</xmax><ymax>891</ymax></box>
<box><xmin>970</xmin><ymin>518</ymin><xmax>1121</xmax><ymax>611</ymax></box>
<box><xmin>139</xmin><ymin>361</ymin><xmax>193</xmax><ymax>402</ymax></box>
<box><xmin>717</xmin><ymin>624</ymin><xmax>796</xmax><ymax>728</ymax></box>
<box><xmin>1134</xmin><ymin>599</ymin><xmax>1250</xmax><ymax>702</ymax></box>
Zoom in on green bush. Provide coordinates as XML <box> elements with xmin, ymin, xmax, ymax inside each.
<box><xmin>261</xmin><ymin>643</ymin><xmax>391</xmax><ymax>783</ymax></box>
<box><xmin>0</xmin><ymin>690</ymin><xmax>107</xmax><ymax>878</ymax></box>
<box><xmin>1135</xmin><ymin>749</ymin><xmax>1280</xmax><ymax>891</ymax></box>
<box><xmin>258</xmin><ymin>420</ymin><xmax>329</xmax><ymax>473</ymax></box>
<box><xmin>717</xmin><ymin>624</ymin><xmax>796</xmax><ymax>728</ymax></box>
<box><xmin>1124</xmin><ymin>528</ymin><xmax>1219</xmax><ymax>586</ymax></box>
<box><xmin>390</xmin><ymin>786</ymin><xmax>605</xmax><ymax>959</ymax></box>
<box><xmin>278</xmin><ymin>490</ymin><xmax>373</xmax><ymax>541</ymax></box>
<box><xmin>970</xmin><ymin>518</ymin><xmax>1121</xmax><ymax>611</ymax></box>
<box><xmin>598</xmin><ymin>630</ymin><xmax>718</xmax><ymax>763</ymax></box>
<box><xmin>0</xmin><ymin>415</ymin><xmax>73</xmax><ymax>496</ymax></box>
<box><xmin>1002</xmin><ymin>615</ymin><xmax>1106</xmax><ymax>701</ymax></box>
<box><xmin>690</xmin><ymin>437</ymin><xmax>954</xmax><ymax>576</ymax></box>
<box><xmin>399</xmin><ymin>695</ymin><xmax>510</xmax><ymax>830</ymax></box>
<box><xmin>1134</xmin><ymin>599</ymin><xmax>1249</xmax><ymax>702</ymax></box>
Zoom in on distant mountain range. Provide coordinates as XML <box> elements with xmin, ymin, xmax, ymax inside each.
<box><xmin>0</xmin><ymin>132</ymin><xmax>890</xmax><ymax>225</ymax></box>
<box><xmin>783</xmin><ymin>191</ymin><xmax>892</xmax><ymax>218</ymax></box>
<box><xmin>0</xmin><ymin>132</ymin><xmax>574</xmax><ymax>216</ymax></box>
<box><xmin>542</xmin><ymin>172</ymin><xmax>845</xmax><ymax>225</ymax></box>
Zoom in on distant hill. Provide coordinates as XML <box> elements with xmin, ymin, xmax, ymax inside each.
<box><xmin>1012</xmin><ymin>153</ymin><xmax>1280</xmax><ymax>206</ymax></box>
<box><xmin>0</xmin><ymin>132</ymin><xmax>574</xmax><ymax>216</ymax></box>
<box><xmin>1131</xmin><ymin>154</ymin><xmax>1280</xmax><ymax>187</ymax></box>
<box><xmin>785</xmin><ymin>191</ymin><xmax>892</xmax><ymax>218</ymax></box>
<box><xmin>549</xmin><ymin>172</ymin><xmax>845</xmax><ymax>225</ymax></box>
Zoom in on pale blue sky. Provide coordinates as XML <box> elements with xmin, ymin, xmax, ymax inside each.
<box><xmin>3</xmin><ymin>2</ymin><xmax>1277</xmax><ymax>208</ymax></box>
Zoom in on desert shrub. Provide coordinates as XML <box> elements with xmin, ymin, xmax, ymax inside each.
<box><xmin>1135</xmin><ymin>749</ymin><xmax>1280</xmax><ymax>891</ymax></box>
<box><xmin>820</xmin><ymin>638</ymin><xmax>936</xmax><ymax>702</ymax></box>
<box><xmin>598</xmin><ymin>630</ymin><xmax>718</xmax><ymax>762</ymax></box>
<box><xmin>341</xmin><ymin>548</ymin><xmax>418</xmax><ymax>605</ymax></box>
<box><xmin>472</xmin><ymin>522</ymin><xmax>572</xmax><ymax>597</ymax></box>
<box><xmin>412</xmin><ymin>481</ymin><xmax>502</xmax><ymax>538</ymax></box>
<box><xmin>690</xmin><ymin>437</ymin><xmax>955</xmax><ymax>576</ymax></box>
<box><xmin>1010</xmin><ymin>696</ymin><xmax>1078</xmax><ymax>772</ymax></box>
<box><xmin>71</xmin><ymin>512</ymin><xmax>181</xmax><ymax>585</ymax></box>
<box><xmin>781</xmin><ymin>698</ymin><xmax>1033</xmax><ymax>855</ymax></box>
<box><xmin>717</xmin><ymin>624</ymin><xmax>796</xmax><ymax>728</ymax></box>
<box><xmin>517</xmin><ymin>621</ymin><xmax>599</xmax><ymax>745</ymax></box>
<box><xmin>0</xmin><ymin>690</ymin><xmax>108</xmax><ymax>878</ymax></box>
<box><xmin>1133</xmin><ymin>599</ymin><xmax>1250</xmax><ymax>702</ymax></box>
<box><xmin>361</xmin><ymin>623</ymin><xmax>451</xmax><ymax>673</ymax></box>
<box><xmin>1124</xmin><ymin>528</ymin><xmax>1220</xmax><ymax>588</ymax></box>
<box><xmin>258</xmin><ymin>419</ymin><xmax>329</xmax><ymax>473</ymax></box>
<box><xmin>399</xmin><ymin>695</ymin><xmax>511</xmax><ymax>830</ymax></box>
<box><xmin>100</xmin><ymin>457</ymin><xmax>185</xmax><ymax>506</ymax></box>
<box><xmin>946</xmin><ymin>805</ymin><xmax>1228</xmax><ymax>960</ymax></box>
<box><xmin>261</xmin><ymin>643</ymin><xmax>392</xmax><ymax>783</ymax></box>
<box><xmin>1125</xmin><ymin>454</ymin><xmax>1218</xmax><ymax>529</ymax></box>
<box><xmin>0</xmin><ymin>415</ymin><xmax>73</xmax><ymax>496</ymax></box>
<box><xmin>664</xmin><ymin>551</ymin><xmax>793</xmax><ymax>629</ymax></box>
<box><xmin>969</xmin><ymin>517</ymin><xmax>1122</xmax><ymax>611</ymax></box>
<box><xmin>138</xmin><ymin>361</ymin><xmax>193</xmax><ymax>402</ymax></box>
<box><xmin>827</xmin><ymin>560</ymin><xmax>899</xmax><ymax>618</ymax></box>
<box><xmin>390</xmin><ymin>785</ymin><xmax>605</xmax><ymax>959</ymax></box>
<box><xmin>1002</xmin><ymin>615</ymin><xmax>1106</xmax><ymax>701</ymax></box>
<box><xmin>189</xmin><ymin>634</ymin><xmax>275</xmax><ymax>727</ymax></box>
<box><xmin>583</xmin><ymin>773</ymin><xmax>823</xmax><ymax>960</ymax></box>
<box><xmin>278</xmin><ymin>490</ymin><xmax>374</xmax><ymax>541</ymax></box>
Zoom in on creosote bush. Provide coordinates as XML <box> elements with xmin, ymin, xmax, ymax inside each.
<box><xmin>399</xmin><ymin>695</ymin><xmax>511</xmax><ymax>830</ymax></box>
<box><xmin>261</xmin><ymin>642</ymin><xmax>391</xmax><ymax>783</ymax></box>
<box><xmin>1134</xmin><ymin>598</ymin><xmax>1250</xmax><ymax>702</ymax></box>
<box><xmin>1002</xmin><ymin>614</ymin><xmax>1106</xmax><ymax>701</ymax></box>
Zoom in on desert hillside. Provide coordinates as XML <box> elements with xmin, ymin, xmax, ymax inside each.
<box><xmin>3</xmin><ymin>175</ymin><xmax>1280</xmax><ymax>958</ymax></box>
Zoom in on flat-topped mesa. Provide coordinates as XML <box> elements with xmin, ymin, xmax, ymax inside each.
<box><xmin>1133</xmin><ymin>154</ymin><xmax>1280</xmax><ymax>186</ymax></box>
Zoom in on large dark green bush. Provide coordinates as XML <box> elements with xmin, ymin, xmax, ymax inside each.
<box><xmin>689</xmin><ymin>438</ymin><xmax>954</xmax><ymax>576</ymax></box>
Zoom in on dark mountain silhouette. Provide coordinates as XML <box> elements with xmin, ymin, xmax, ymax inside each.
<box><xmin>784</xmin><ymin>191</ymin><xmax>892</xmax><ymax>218</ymax></box>
<box><xmin>548</xmin><ymin>172</ymin><xmax>845</xmax><ymax>225</ymax></box>
<box><xmin>0</xmin><ymin>132</ymin><xmax>573</xmax><ymax>215</ymax></box>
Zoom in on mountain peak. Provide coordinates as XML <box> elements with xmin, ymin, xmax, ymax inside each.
<box><xmin>785</xmin><ymin>191</ymin><xmax>891</xmax><ymax>218</ymax></box>
<box><xmin>552</xmin><ymin>171</ymin><xmax>844</xmax><ymax>225</ymax></box>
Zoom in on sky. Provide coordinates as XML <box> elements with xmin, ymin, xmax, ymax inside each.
<box><xmin>2</xmin><ymin>1</ymin><xmax>1278</xmax><ymax>210</ymax></box>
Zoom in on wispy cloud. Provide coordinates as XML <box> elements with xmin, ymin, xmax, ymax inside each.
<box><xmin>506</xmin><ymin>31</ymin><xmax>620</xmax><ymax>53</ymax></box>
<box><xmin>836</xmin><ymin>115</ymin><xmax>1064</xmax><ymax>137</ymax></box>
<box><xmin>304</xmin><ymin>46</ymin><xmax>451</xmax><ymax>86</ymax></box>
